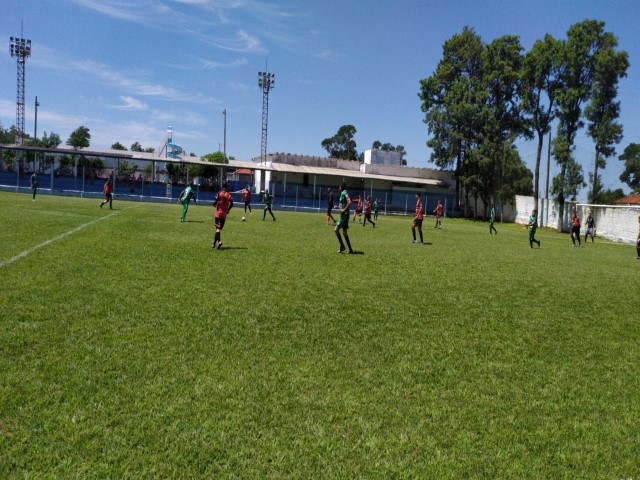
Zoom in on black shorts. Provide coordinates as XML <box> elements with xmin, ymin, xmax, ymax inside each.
<box><xmin>215</xmin><ymin>216</ymin><xmax>226</xmax><ymax>230</ymax></box>
<box><xmin>327</xmin><ymin>203</ymin><xmax>334</xmax><ymax>215</ymax></box>
<box><xmin>413</xmin><ymin>218</ymin><xmax>423</xmax><ymax>228</ymax></box>
<box><xmin>572</xmin><ymin>225</ymin><xmax>580</xmax><ymax>235</ymax></box>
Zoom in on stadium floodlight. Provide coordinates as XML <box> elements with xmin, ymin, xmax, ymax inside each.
<box><xmin>258</xmin><ymin>70</ymin><xmax>275</xmax><ymax>165</ymax></box>
<box><xmin>10</xmin><ymin>35</ymin><xmax>32</xmax><ymax>146</ymax></box>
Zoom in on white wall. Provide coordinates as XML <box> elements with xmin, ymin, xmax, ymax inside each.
<box><xmin>507</xmin><ymin>196</ymin><xmax>640</xmax><ymax>244</ymax></box>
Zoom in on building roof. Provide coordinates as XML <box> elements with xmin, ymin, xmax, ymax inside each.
<box><xmin>614</xmin><ymin>192</ymin><xmax>640</xmax><ymax>205</ymax></box>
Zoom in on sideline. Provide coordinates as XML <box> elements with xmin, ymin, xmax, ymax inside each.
<box><xmin>0</xmin><ymin>206</ymin><xmax>136</xmax><ymax>269</ymax></box>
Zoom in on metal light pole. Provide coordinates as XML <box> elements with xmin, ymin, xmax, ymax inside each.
<box><xmin>34</xmin><ymin>96</ymin><xmax>39</xmax><ymax>145</ymax></box>
<box><xmin>9</xmin><ymin>35</ymin><xmax>31</xmax><ymax>146</ymax></box>
<box><xmin>223</xmin><ymin>108</ymin><xmax>227</xmax><ymax>159</ymax></box>
<box><xmin>33</xmin><ymin>96</ymin><xmax>39</xmax><ymax>172</ymax></box>
<box><xmin>258</xmin><ymin>70</ymin><xmax>275</xmax><ymax>165</ymax></box>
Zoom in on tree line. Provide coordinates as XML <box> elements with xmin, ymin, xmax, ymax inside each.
<box><xmin>418</xmin><ymin>19</ymin><xmax>629</xmax><ymax>224</ymax></box>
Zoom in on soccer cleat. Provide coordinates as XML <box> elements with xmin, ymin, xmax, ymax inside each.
<box><xmin>338</xmin><ymin>245</ymin><xmax>346</xmax><ymax>253</ymax></box>
<box><xmin>348</xmin><ymin>250</ymin><xmax>354</xmax><ymax>254</ymax></box>
<box><xmin>217</xmin><ymin>242</ymin><xmax>223</xmax><ymax>250</ymax></box>
<box><xmin>412</xmin><ymin>240</ymin><xmax>416</xmax><ymax>244</ymax></box>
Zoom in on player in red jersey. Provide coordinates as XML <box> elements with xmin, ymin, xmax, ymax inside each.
<box><xmin>411</xmin><ymin>192</ymin><xmax>424</xmax><ymax>244</ymax></box>
<box><xmin>352</xmin><ymin>194</ymin><xmax>363</xmax><ymax>224</ymax></box>
<box><xmin>433</xmin><ymin>199</ymin><xmax>444</xmax><ymax>228</ymax></box>
<box><xmin>213</xmin><ymin>182</ymin><xmax>234</xmax><ymax>249</ymax></box>
<box><xmin>242</xmin><ymin>185</ymin><xmax>252</xmax><ymax>214</ymax></box>
<box><xmin>99</xmin><ymin>175</ymin><xmax>113</xmax><ymax>209</ymax></box>
<box><xmin>362</xmin><ymin>196</ymin><xmax>376</xmax><ymax>227</ymax></box>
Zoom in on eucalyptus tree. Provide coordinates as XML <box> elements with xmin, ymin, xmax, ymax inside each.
<box><xmin>552</xmin><ymin>20</ymin><xmax>606</xmax><ymax>230</ymax></box>
<box><xmin>477</xmin><ymin>34</ymin><xmax>526</xmax><ymax>207</ymax></box>
<box><xmin>419</xmin><ymin>26</ymin><xmax>484</xmax><ymax>210</ymax></box>
<box><xmin>520</xmin><ymin>34</ymin><xmax>563</xmax><ymax>216</ymax></box>
<box><xmin>584</xmin><ymin>35</ymin><xmax>629</xmax><ymax>203</ymax></box>
<box><xmin>619</xmin><ymin>143</ymin><xmax>640</xmax><ymax>193</ymax></box>
<box><xmin>321</xmin><ymin>125</ymin><xmax>358</xmax><ymax>160</ymax></box>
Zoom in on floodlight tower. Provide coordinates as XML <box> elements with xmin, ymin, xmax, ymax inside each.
<box><xmin>9</xmin><ymin>35</ymin><xmax>32</xmax><ymax>146</ymax></box>
<box><xmin>258</xmin><ymin>70</ymin><xmax>275</xmax><ymax>165</ymax></box>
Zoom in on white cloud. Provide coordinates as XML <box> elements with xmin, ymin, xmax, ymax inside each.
<box><xmin>112</xmin><ymin>96</ymin><xmax>149</xmax><ymax>111</ymax></box>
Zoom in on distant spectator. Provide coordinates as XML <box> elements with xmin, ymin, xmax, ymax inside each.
<box><xmin>570</xmin><ymin>208</ymin><xmax>582</xmax><ymax>247</ymax></box>
<box><xmin>584</xmin><ymin>210</ymin><xmax>595</xmax><ymax>243</ymax></box>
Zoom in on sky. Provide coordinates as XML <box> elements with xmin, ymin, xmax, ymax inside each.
<box><xmin>2</xmin><ymin>0</ymin><xmax>640</xmax><ymax>200</ymax></box>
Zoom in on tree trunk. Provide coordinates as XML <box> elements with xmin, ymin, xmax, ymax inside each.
<box><xmin>591</xmin><ymin>147</ymin><xmax>599</xmax><ymax>204</ymax></box>
<box><xmin>534</xmin><ymin>131</ymin><xmax>544</xmax><ymax>225</ymax></box>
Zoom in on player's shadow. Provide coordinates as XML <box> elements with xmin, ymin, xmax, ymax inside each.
<box><xmin>349</xmin><ymin>250</ymin><xmax>365</xmax><ymax>255</ymax></box>
<box><xmin>217</xmin><ymin>246</ymin><xmax>247</xmax><ymax>250</ymax></box>
<box><xmin>184</xmin><ymin>220</ymin><xmax>204</xmax><ymax>223</ymax></box>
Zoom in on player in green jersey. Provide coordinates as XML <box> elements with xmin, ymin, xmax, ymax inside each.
<box><xmin>178</xmin><ymin>182</ymin><xmax>197</xmax><ymax>222</ymax></box>
<box><xmin>30</xmin><ymin>173</ymin><xmax>38</xmax><ymax>201</ymax></box>
<box><xmin>262</xmin><ymin>190</ymin><xmax>276</xmax><ymax>221</ymax></box>
<box><xmin>489</xmin><ymin>204</ymin><xmax>497</xmax><ymax>235</ymax></box>
<box><xmin>526</xmin><ymin>209</ymin><xmax>541</xmax><ymax>248</ymax></box>
<box><xmin>334</xmin><ymin>182</ymin><xmax>354</xmax><ymax>254</ymax></box>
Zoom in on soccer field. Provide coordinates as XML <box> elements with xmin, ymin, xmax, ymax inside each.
<box><xmin>1</xmin><ymin>192</ymin><xmax>638</xmax><ymax>478</ymax></box>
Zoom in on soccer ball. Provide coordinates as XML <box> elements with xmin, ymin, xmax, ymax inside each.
<box><xmin>242</xmin><ymin>216</ymin><xmax>246</xmax><ymax>222</ymax></box>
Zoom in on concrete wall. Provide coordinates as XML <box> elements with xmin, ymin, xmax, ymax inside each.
<box><xmin>507</xmin><ymin>195</ymin><xmax>640</xmax><ymax>244</ymax></box>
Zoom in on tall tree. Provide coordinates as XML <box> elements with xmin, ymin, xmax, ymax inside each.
<box><xmin>619</xmin><ymin>143</ymin><xmax>640</xmax><ymax>192</ymax></box>
<box><xmin>111</xmin><ymin>142</ymin><xmax>127</xmax><ymax>151</ymax></box>
<box><xmin>66</xmin><ymin>126</ymin><xmax>91</xmax><ymax>150</ymax></box>
<box><xmin>130</xmin><ymin>142</ymin><xmax>144</xmax><ymax>152</ymax></box>
<box><xmin>584</xmin><ymin>35</ymin><xmax>629</xmax><ymax>203</ymax></box>
<box><xmin>477</xmin><ymin>34</ymin><xmax>525</xmax><ymax>206</ymax></box>
<box><xmin>321</xmin><ymin>125</ymin><xmax>358</xmax><ymax>160</ymax></box>
<box><xmin>419</xmin><ymin>26</ymin><xmax>484</xmax><ymax>210</ymax></box>
<box><xmin>552</xmin><ymin>20</ymin><xmax>606</xmax><ymax>230</ymax></box>
<box><xmin>520</xmin><ymin>34</ymin><xmax>563</xmax><ymax>217</ymax></box>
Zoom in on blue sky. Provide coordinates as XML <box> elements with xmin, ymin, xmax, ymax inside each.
<box><xmin>2</xmin><ymin>0</ymin><xmax>640</xmax><ymax>199</ymax></box>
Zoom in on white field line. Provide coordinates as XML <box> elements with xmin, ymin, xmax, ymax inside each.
<box><xmin>1</xmin><ymin>207</ymin><xmax>132</xmax><ymax>269</ymax></box>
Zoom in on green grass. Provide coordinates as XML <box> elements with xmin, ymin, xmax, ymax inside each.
<box><xmin>1</xmin><ymin>191</ymin><xmax>639</xmax><ymax>479</ymax></box>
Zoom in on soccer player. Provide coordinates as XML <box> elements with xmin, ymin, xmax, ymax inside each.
<box><xmin>362</xmin><ymin>196</ymin><xmax>376</xmax><ymax>227</ymax></box>
<box><xmin>584</xmin><ymin>210</ymin><xmax>595</xmax><ymax>243</ymax></box>
<box><xmin>178</xmin><ymin>182</ymin><xmax>197</xmax><ymax>222</ymax></box>
<box><xmin>411</xmin><ymin>192</ymin><xmax>424</xmax><ymax>244</ymax></box>
<box><xmin>262</xmin><ymin>189</ymin><xmax>276</xmax><ymax>221</ymax></box>
<box><xmin>636</xmin><ymin>215</ymin><xmax>640</xmax><ymax>260</ymax></box>
<box><xmin>373</xmin><ymin>198</ymin><xmax>380</xmax><ymax>220</ymax></box>
<box><xmin>242</xmin><ymin>185</ymin><xmax>252</xmax><ymax>214</ymax></box>
<box><xmin>30</xmin><ymin>172</ymin><xmax>38</xmax><ymax>201</ymax></box>
<box><xmin>334</xmin><ymin>182</ymin><xmax>354</xmax><ymax>254</ymax></box>
<box><xmin>570</xmin><ymin>208</ymin><xmax>582</xmax><ymax>247</ymax></box>
<box><xmin>213</xmin><ymin>182</ymin><xmax>234</xmax><ymax>249</ymax></box>
<box><xmin>526</xmin><ymin>209</ymin><xmax>541</xmax><ymax>248</ymax></box>
<box><xmin>326</xmin><ymin>187</ymin><xmax>336</xmax><ymax>225</ymax></box>
<box><xmin>489</xmin><ymin>203</ymin><xmax>497</xmax><ymax>235</ymax></box>
<box><xmin>433</xmin><ymin>200</ymin><xmax>444</xmax><ymax>228</ymax></box>
<box><xmin>99</xmin><ymin>175</ymin><xmax>113</xmax><ymax>209</ymax></box>
<box><xmin>352</xmin><ymin>194</ymin><xmax>363</xmax><ymax>224</ymax></box>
